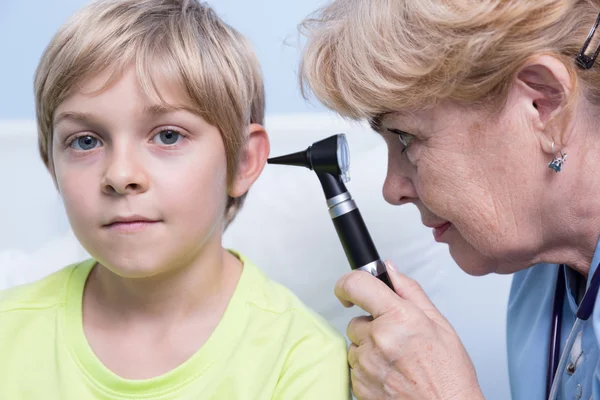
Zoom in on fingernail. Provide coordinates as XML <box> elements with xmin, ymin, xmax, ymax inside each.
<box><xmin>384</xmin><ymin>260</ymin><xmax>396</xmax><ymax>272</ymax></box>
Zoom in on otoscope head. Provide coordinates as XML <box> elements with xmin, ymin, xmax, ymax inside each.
<box><xmin>267</xmin><ymin>134</ymin><xmax>350</xmax><ymax>183</ymax></box>
<box><xmin>267</xmin><ymin>134</ymin><xmax>351</xmax><ymax>200</ymax></box>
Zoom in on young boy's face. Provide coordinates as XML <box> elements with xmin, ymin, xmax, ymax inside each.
<box><xmin>51</xmin><ymin>67</ymin><xmax>230</xmax><ymax>277</ymax></box>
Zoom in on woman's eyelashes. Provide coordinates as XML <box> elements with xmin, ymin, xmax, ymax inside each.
<box><xmin>387</xmin><ymin>128</ymin><xmax>415</xmax><ymax>153</ymax></box>
<box><xmin>65</xmin><ymin>127</ymin><xmax>187</xmax><ymax>151</ymax></box>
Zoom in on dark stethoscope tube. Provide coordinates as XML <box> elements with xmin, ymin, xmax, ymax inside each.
<box><xmin>547</xmin><ymin>265</ymin><xmax>565</xmax><ymax>399</ymax></box>
<box><xmin>547</xmin><ymin>263</ymin><xmax>600</xmax><ymax>397</ymax></box>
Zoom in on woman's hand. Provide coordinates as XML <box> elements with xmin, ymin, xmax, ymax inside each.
<box><xmin>337</xmin><ymin>263</ymin><xmax>485</xmax><ymax>400</ymax></box>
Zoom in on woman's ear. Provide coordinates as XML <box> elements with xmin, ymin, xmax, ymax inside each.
<box><xmin>513</xmin><ymin>55</ymin><xmax>574</xmax><ymax>146</ymax></box>
<box><xmin>228</xmin><ymin>123</ymin><xmax>270</xmax><ymax>198</ymax></box>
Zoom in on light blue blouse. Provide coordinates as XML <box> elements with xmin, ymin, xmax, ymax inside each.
<box><xmin>507</xmin><ymin>238</ymin><xmax>600</xmax><ymax>400</ymax></box>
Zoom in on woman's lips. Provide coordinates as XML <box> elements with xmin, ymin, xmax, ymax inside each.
<box><xmin>432</xmin><ymin>222</ymin><xmax>451</xmax><ymax>241</ymax></box>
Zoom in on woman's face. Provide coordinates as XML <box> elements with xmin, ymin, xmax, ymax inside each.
<box><xmin>379</xmin><ymin>98</ymin><xmax>549</xmax><ymax>275</ymax></box>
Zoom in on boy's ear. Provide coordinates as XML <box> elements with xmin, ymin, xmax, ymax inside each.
<box><xmin>513</xmin><ymin>55</ymin><xmax>574</xmax><ymax>150</ymax></box>
<box><xmin>228</xmin><ymin>123</ymin><xmax>270</xmax><ymax>198</ymax></box>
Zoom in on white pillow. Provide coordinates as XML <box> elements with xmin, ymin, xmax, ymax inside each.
<box><xmin>0</xmin><ymin>123</ymin><xmax>71</xmax><ymax>253</ymax></box>
<box><xmin>0</xmin><ymin>115</ymin><xmax>512</xmax><ymax>399</ymax></box>
<box><xmin>223</xmin><ymin>115</ymin><xmax>513</xmax><ymax>399</ymax></box>
<box><xmin>0</xmin><ymin>231</ymin><xmax>88</xmax><ymax>289</ymax></box>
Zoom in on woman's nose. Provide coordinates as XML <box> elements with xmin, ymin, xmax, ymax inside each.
<box><xmin>382</xmin><ymin>153</ymin><xmax>418</xmax><ymax>206</ymax></box>
<box><xmin>101</xmin><ymin>148</ymin><xmax>150</xmax><ymax>196</ymax></box>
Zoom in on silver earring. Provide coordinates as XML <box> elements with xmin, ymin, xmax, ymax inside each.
<box><xmin>548</xmin><ymin>142</ymin><xmax>567</xmax><ymax>173</ymax></box>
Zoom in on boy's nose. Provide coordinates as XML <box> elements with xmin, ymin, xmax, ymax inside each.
<box><xmin>101</xmin><ymin>151</ymin><xmax>150</xmax><ymax>196</ymax></box>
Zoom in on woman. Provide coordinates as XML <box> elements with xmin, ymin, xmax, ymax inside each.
<box><xmin>299</xmin><ymin>0</ymin><xmax>600</xmax><ymax>399</ymax></box>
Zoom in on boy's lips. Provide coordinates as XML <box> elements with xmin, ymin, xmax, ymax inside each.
<box><xmin>103</xmin><ymin>215</ymin><xmax>161</xmax><ymax>232</ymax></box>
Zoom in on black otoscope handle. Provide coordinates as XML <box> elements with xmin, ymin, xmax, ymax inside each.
<box><xmin>329</xmin><ymin>200</ymin><xmax>394</xmax><ymax>291</ymax></box>
<box><xmin>317</xmin><ymin>172</ymin><xmax>394</xmax><ymax>291</ymax></box>
<box><xmin>332</xmin><ymin>208</ymin><xmax>378</xmax><ymax>268</ymax></box>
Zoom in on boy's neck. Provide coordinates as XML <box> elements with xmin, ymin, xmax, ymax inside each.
<box><xmin>83</xmin><ymin>243</ymin><xmax>243</xmax><ymax>328</ymax></box>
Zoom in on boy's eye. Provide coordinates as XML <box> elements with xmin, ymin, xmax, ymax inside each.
<box><xmin>71</xmin><ymin>135</ymin><xmax>101</xmax><ymax>151</ymax></box>
<box><xmin>153</xmin><ymin>129</ymin><xmax>182</xmax><ymax>145</ymax></box>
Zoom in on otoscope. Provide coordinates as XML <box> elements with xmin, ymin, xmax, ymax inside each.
<box><xmin>267</xmin><ymin>134</ymin><xmax>394</xmax><ymax>291</ymax></box>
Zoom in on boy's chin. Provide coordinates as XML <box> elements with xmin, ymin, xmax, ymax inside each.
<box><xmin>92</xmin><ymin>253</ymin><xmax>180</xmax><ymax>279</ymax></box>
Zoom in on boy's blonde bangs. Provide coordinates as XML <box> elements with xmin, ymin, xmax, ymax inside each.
<box><xmin>35</xmin><ymin>0</ymin><xmax>265</xmax><ymax>226</ymax></box>
<box><xmin>299</xmin><ymin>0</ymin><xmax>600</xmax><ymax>125</ymax></box>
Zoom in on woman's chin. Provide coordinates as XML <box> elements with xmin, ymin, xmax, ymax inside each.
<box><xmin>448</xmin><ymin>239</ymin><xmax>496</xmax><ymax>276</ymax></box>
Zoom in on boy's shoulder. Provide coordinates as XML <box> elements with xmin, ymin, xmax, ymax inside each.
<box><xmin>236</xmin><ymin>253</ymin><xmax>350</xmax><ymax>399</ymax></box>
<box><xmin>0</xmin><ymin>259</ymin><xmax>91</xmax><ymax>314</ymax></box>
<box><xmin>237</xmin><ymin>252</ymin><xmax>344</xmax><ymax>343</ymax></box>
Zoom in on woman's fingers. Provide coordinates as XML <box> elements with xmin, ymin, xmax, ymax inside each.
<box><xmin>347</xmin><ymin>343</ymin><xmax>358</xmax><ymax>369</ymax></box>
<box><xmin>339</xmin><ymin>263</ymin><xmax>483</xmax><ymax>399</ymax></box>
<box><xmin>385</xmin><ymin>261</ymin><xmax>443</xmax><ymax>318</ymax></box>
<box><xmin>351</xmin><ymin>366</ymin><xmax>377</xmax><ymax>400</ymax></box>
<box><xmin>346</xmin><ymin>315</ymin><xmax>373</xmax><ymax>345</ymax></box>
<box><xmin>334</xmin><ymin>270</ymin><xmax>403</xmax><ymax>318</ymax></box>
<box><xmin>335</xmin><ymin>263</ymin><xmax>443</xmax><ymax>324</ymax></box>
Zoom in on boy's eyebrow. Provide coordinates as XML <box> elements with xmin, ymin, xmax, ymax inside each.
<box><xmin>143</xmin><ymin>103</ymin><xmax>196</xmax><ymax>116</ymax></box>
<box><xmin>53</xmin><ymin>104</ymin><xmax>196</xmax><ymax>126</ymax></box>
<box><xmin>53</xmin><ymin>111</ymin><xmax>98</xmax><ymax>126</ymax></box>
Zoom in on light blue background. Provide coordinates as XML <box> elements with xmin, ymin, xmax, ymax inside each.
<box><xmin>0</xmin><ymin>0</ymin><xmax>328</xmax><ymax>119</ymax></box>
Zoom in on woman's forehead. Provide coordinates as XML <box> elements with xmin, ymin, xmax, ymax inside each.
<box><xmin>377</xmin><ymin>102</ymin><xmax>480</xmax><ymax>136</ymax></box>
<box><xmin>378</xmin><ymin>109</ymin><xmax>427</xmax><ymax>130</ymax></box>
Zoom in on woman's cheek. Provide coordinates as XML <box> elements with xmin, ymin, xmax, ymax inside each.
<box><xmin>413</xmin><ymin>151</ymin><xmax>448</xmax><ymax>205</ymax></box>
<box><xmin>405</xmin><ymin>141</ymin><xmax>421</xmax><ymax>166</ymax></box>
<box><xmin>406</xmin><ymin>148</ymin><xmax>417</xmax><ymax>165</ymax></box>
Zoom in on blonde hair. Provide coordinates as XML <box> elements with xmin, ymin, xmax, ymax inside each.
<box><xmin>34</xmin><ymin>0</ymin><xmax>265</xmax><ymax>226</ymax></box>
<box><xmin>299</xmin><ymin>0</ymin><xmax>600</xmax><ymax>125</ymax></box>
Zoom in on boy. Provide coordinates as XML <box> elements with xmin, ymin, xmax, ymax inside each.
<box><xmin>0</xmin><ymin>0</ymin><xmax>350</xmax><ymax>398</ymax></box>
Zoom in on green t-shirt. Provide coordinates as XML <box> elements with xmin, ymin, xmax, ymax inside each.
<box><xmin>0</xmin><ymin>254</ymin><xmax>350</xmax><ymax>399</ymax></box>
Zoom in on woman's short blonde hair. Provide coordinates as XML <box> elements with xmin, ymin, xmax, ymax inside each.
<box><xmin>35</xmin><ymin>0</ymin><xmax>264</xmax><ymax>226</ymax></box>
<box><xmin>299</xmin><ymin>0</ymin><xmax>600</xmax><ymax>125</ymax></box>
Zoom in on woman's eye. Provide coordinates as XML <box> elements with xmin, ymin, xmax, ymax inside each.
<box><xmin>153</xmin><ymin>129</ymin><xmax>182</xmax><ymax>145</ymax></box>
<box><xmin>70</xmin><ymin>135</ymin><xmax>101</xmax><ymax>151</ymax></box>
<box><xmin>398</xmin><ymin>132</ymin><xmax>414</xmax><ymax>149</ymax></box>
<box><xmin>387</xmin><ymin>128</ymin><xmax>414</xmax><ymax>153</ymax></box>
